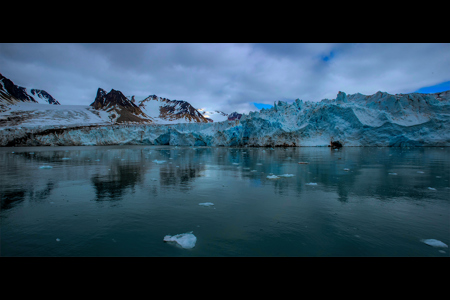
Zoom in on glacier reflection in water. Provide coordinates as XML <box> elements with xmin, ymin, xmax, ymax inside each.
<box><xmin>1</xmin><ymin>145</ymin><xmax>449</xmax><ymax>256</ymax></box>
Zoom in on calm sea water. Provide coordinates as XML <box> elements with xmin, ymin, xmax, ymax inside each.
<box><xmin>1</xmin><ymin>145</ymin><xmax>449</xmax><ymax>257</ymax></box>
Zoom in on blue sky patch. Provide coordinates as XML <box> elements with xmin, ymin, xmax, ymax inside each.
<box><xmin>415</xmin><ymin>81</ymin><xmax>450</xmax><ymax>93</ymax></box>
<box><xmin>253</xmin><ymin>102</ymin><xmax>273</xmax><ymax>110</ymax></box>
<box><xmin>321</xmin><ymin>51</ymin><xmax>335</xmax><ymax>62</ymax></box>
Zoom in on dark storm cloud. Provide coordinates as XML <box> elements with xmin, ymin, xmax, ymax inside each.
<box><xmin>1</xmin><ymin>43</ymin><xmax>449</xmax><ymax>113</ymax></box>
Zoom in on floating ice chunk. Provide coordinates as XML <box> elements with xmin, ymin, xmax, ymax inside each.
<box><xmin>278</xmin><ymin>174</ymin><xmax>295</xmax><ymax>177</ymax></box>
<box><xmin>421</xmin><ymin>239</ymin><xmax>448</xmax><ymax>248</ymax></box>
<box><xmin>163</xmin><ymin>232</ymin><xmax>197</xmax><ymax>249</ymax></box>
<box><xmin>153</xmin><ymin>159</ymin><xmax>166</xmax><ymax>164</ymax></box>
<box><xmin>61</xmin><ymin>157</ymin><xmax>71</xmax><ymax>160</ymax></box>
<box><xmin>305</xmin><ymin>182</ymin><xmax>317</xmax><ymax>185</ymax></box>
<box><xmin>267</xmin><ymin>175</ymin><xmax>280</xmax><ymax>179</ymax></box>
<box><xmin>39</xmin><ymin>165</ymin><xmax>53</xmax><ymax>169</ymax></box>
<box><xmin>427</xmin><ymin>187</ymin><xmax>436</xmax><ymax>191</ymax></box>
<box><xmin>388</xmin><ymin>173</ymin><xmax>397</xmax><ymax>175</ymax></box>
<box><xmin>343</xmin><ymin>168</ymin><xmax>350</xmax><ymax>171</ymax></box>
<box><xmin>56</xmin><ymin>238</ymin><xmax>60</xmax><ymax>242</ymax></box>
<box><xmin>199</xmin><ymin>202</ymin><xmax>214</xmax><ymax>206</ymax></box>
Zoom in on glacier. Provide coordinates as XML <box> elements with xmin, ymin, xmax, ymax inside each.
<box><xmin>1</xmin><ymin>90</ymin><xmax>449</xmax><ymax>147</ymax></box>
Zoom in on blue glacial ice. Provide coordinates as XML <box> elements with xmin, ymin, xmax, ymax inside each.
<box><xmin>2</xmin><ymin>90</ymin><xmax>449</xmax><ymax>147</ymax></box>
<box><xmin>163</xmin><ymin>232</ymin><xmax>197</xmax><ymax>249</ymax></box>
<box><xmin>421</xmin><ymin>239</ymin><xmax>448</xmax><ymax>248</ymax></box>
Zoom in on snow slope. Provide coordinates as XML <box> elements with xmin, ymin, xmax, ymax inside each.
<box><xmin>0</xmin><ymin>102</ymin><xmax>111</xmax><ymax>128</ymax></box>
<box><xmin>1</xmin><ymin>90</ymin><xmax>449</xmax><ymax>147</ymax></box>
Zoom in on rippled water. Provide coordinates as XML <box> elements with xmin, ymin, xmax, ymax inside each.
<box><xmin>1</xmin><ymin>145</ymin><xmax>449</xmax><ymax>257</ymax></box>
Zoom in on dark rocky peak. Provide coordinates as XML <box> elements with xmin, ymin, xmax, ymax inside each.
<box><xmin>91</xmin><ymin>88</ymin><xmax>138</xmax><ymax>109</ymax></box>
<box><xmin>30</xmin><ymin>89</ymin><xmax>61</xmax><ymax>105</ymax></box>
<box><xmin>0</xmin><ymin>72</ymin><xmax>37</xmax><ymax>103</ymax></box>
<box><xmin>228</xmin><ymin>111</ymin><xmax>242</xmax><ymax>121</ymax></box>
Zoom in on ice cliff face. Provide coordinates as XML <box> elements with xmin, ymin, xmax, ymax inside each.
<box><xmin>2</xmin><ymin>90</ymin><xmax>449</xmax><ymax>147</ymax></box>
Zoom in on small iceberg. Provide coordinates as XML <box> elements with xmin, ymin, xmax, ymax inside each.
<box><xmin>305</xmin><ymin>182</ymin><xmax>317</xmax><ymax>185</ymax></box>
<box><xmin>427</xmin><ymin>187</ymin><xmax>436</xmax><ymax>191</ymax></box>
<box><xmin>278</xmin><ymin>174</ymin><xmax>295</xmax><ymax>177</ymax></box>
<box><xmin>343</xmin><ymin>168</ymin><xmax>350</xmax><ymax>171</ymax></box>
<box><xmin>421</xmin><ymin>239</ymin><xmax>448</xmax><ymax>248</ymax></box>
<box><xmin>153</xmin><ymin>159</ymin><xmax>166</xmax><ymax>164</ymax></box>
<box><xmin>163</xmin><ymin>232</ymin><xmax>197</xmax><ymax>249</ymax></box>
<box><xmin>39</xmin><ymin>165</ymin><xmax>53</xmax><ymax>169</ymax></box>
<box><xmin>198</xmin><ymin>202</ymin><xmax>214</xmax><ymax>207</ymax></box>
<box><xmin>267</xmin><ymin>175</ymin><xmax>280</xmax><ymax>179</ymax></box>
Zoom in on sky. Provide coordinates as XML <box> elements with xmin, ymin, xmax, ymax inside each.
<box><xmin>0</xmin><ymin>43</ymin><xmax>449</xmax><ymax>114</ymax></box>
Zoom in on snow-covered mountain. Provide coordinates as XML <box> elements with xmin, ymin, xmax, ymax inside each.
<box><xmin>30</xmin><ymin>89</ymin><xmax>61</xmax><ymax>105</ymax></box>
<box><xmin>0</xmin><ymin>72</ymin><xmax>60</xmax><ymax>110</ymax></box>
<box><xmin>136</xmin><ymin>94</ymin><xmax>210</xmax><ymax>124</ymax></box>
<box><xmin>0</xmin><ymin>71</ymin><xmax>219</xmax><ymax>127</ymax></box>
<box><xmin>197</xmin><ymin>109</ymin><xmax>243</xmax><ymax>122</ymax></box>
<box><xmin>2</xmin><ymin>88</ymin><xmax>449</xmax><ymax>147</ymax></box>
<box><xmin>90</xmin><ymin>88</ymin><xmax>151</xmax><ymax>123</ymax></box>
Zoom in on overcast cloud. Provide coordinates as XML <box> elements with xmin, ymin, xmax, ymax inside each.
<box><xmin>0</xmin><ymin>43</ymin><xmax>449</xmax><ymax>113</ymax></box>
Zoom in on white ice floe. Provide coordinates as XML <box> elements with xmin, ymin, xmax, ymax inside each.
<box><xmin>152</xmin><ymin>159</ymin><xmax>166</xmax><ymax>164</ymax></box>
<box><xmin>305</xmin><ymin>182</ymin><xmax>317</xmax><ymax>185</ymax></box>
<box><xmin>163</xmin><ymin>232</ymin><xmax>197</xmax><ymax>249</ymax></box>
<box><xmin>421</xmin><ymin>239</ymin><xmax>448</xmax><ymax>248</ymax></box>
<box><xmin>278</xmin><ymin>174</ymin><xmax>295</xmax><ymax>177</ymax></box>
<box><xmin>427</xmin><ymin>187</ymin><xmax>436</xmax><ymax>191</ymax></box>
<box><xmin>267</xmin><ymin>175</ymin><xmax>280</xmax><ymax>179</ymax></box>
<box><xmin>39</xmin><ymin>165</ymin><xmax>53</xmax><ymax>169</ymax></box>
<box><xmin>198</xmin><ymin>202</ymin><xmax>214</xmax><ymax>207</ymax></box>
<box><xmin>343</xmin><ymin>168</ymin><xmax>350</xmax><ymax>171</ymax></box>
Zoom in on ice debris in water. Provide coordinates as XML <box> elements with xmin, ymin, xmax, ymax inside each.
<box><xmin>421</xmin><ymin>239</ymin><xmax>448</xmax><ymax>248</ymax></box>
<box><xmin>39</xmin><ymin>165</ymin><xmax>53</xmax><ymax>169</ymax></box>
<box><xmin>427</xmin><ymin>187</ymin><xmax>436</xmax><ymax>191</ymax></box>
<box><xmin>198</xmin><ymin>202</ymin><xmax>214</xmax><ymax>206</ymax></box>
<box><xmin>343</xmin><ymin>168</ymin><xmax>350</xmax><ymax>171</ymax></box>
<box><xmin>267</xmin><ymin>175</ymin><xmax>280</xmax><ymax>179</ymax></box>
<box><xmin>305</xmin><ymin>182</ymin><xmax>317</xmax><ymax>185</ymax></box>
<box><xmin>278</xmin><ymin>174</ymin><xmax>295</xmax><ymax>177</ymax></box>
<box><xmin>163</xmin><ymin>232</ymin><xmax>197</xmax><ymax>249</ymax></box>
<box><xmin>61</xmin><ymin>157</ymin><xmax>71</xmax><ymax>160</ymax></box>
<box><xmin>153</xmin><ymin>159</ymin><xmax>166</xmax><ymax>164</ymax></box>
